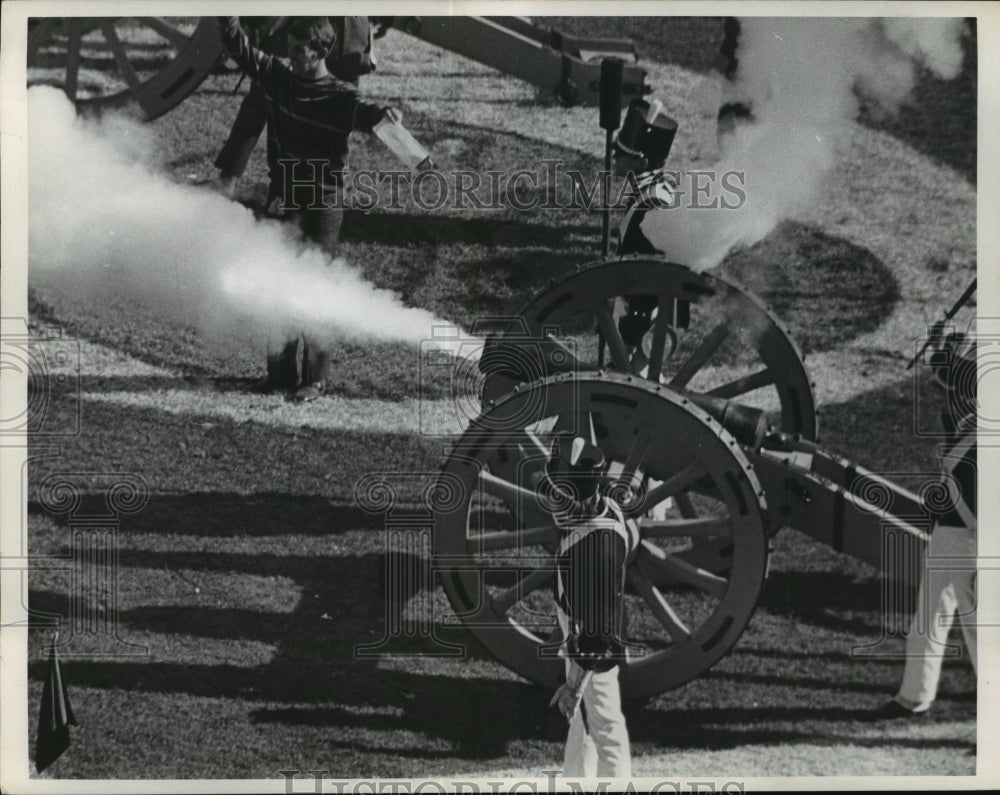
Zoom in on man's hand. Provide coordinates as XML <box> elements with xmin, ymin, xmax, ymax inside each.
<box><xmin>549</xmin><ymin>668</ymin><xmax>592</xmax><ymax>720</ymax></box>
<box><xmin>549</xmin><ymin>681</ymin><xmax>585</xmax><ymax>719</ymax></box>
<box><xmin>382</xmin><ymin>107</ymin><xmax>403</xmax><ymax>125</ymax></box>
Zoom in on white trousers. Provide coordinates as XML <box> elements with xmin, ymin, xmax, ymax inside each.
<box><xmin>896</xmin><ymin>524</ymin><xmax>977</xmax><ymax>711</ymax></box>
<box><xmin>562</xmin><ymin>660</ymin><xmax>632</xmax><ymax>778</ymax></box>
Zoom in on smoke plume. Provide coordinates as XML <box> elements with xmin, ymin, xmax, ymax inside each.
<box><xmin>27</xmin><ymin>87</ymin><xmax>454</xmax><ymax>361</ymax></box>
<box><xmin>642</xmin><ymin>17</ymin><xmax>967</xmax><ymax>269</ymax></box>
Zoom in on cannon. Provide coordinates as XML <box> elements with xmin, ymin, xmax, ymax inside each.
<box><xmin>427</xmin><ymin>89</ymin><xmax>974</xmax><ymax>697</ymax></box>
<box><xmin>430</xmin><ymin>259</ymin><xmax>974</xmax><ymax>699</ymax></box>
<box><xmin>26</xmin><ymin>16</ymin><xmax>650</xmax><ymax>120</ymax></box>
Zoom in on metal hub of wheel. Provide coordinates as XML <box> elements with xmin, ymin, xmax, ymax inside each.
<box><xmin>433</xmin><ymin>371</ymin><xmax>769</xmax><ymax>699</ymax></box>
<box><xmin>27</xmin><ymin>17</ymin><xmax>223</xmax><ymax>120</ymax></box>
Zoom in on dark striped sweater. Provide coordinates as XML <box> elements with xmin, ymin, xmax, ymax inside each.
<box><xmin>218</xmin><ymin>17</ymin><xmax>388</xmax><ymax>198</ymax></box>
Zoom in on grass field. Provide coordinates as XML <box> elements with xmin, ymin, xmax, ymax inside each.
<box><xmin>19</xmin><ymin>15</ymin><xmax>979</xmax><ymax>783</ymax></box>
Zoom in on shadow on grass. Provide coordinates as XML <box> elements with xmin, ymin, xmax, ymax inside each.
<box><xmin>29</xmin><ymin>494</ymin><xmax>389</xmax><ymax>536</ymax></box>
<box><xmin>718</xmin><ymin>221</ymin><xmax>899</xmax><ymax>355</ymax></box>
<box><xmin>340</xmin><ymin>211</ymin><xmax>598</xmax><ymax>252</ymax></box>
<box><xmin>815</xmin><ymin>374</ymin><xmax>946</xmax><ymax>473</ymax></box>
<box><xmin>756</xmin><ymin>570</ymin><xmax>887</xmax><ymax>637</ymax></box>
<box><xmin>735</xmin><ymin>646</ymin><xmax>904</xmax><ymax>665</ymax></box>
<box><xmin>701</xmin><ymin>668</ymin><xmax>897</xmax><ymax>697</ymax></box>
<box><xmin>28</xmin><ymin>399</ymin><xmax>445</xmax><ymax>501</ymax></box>
<box><xmin>27</xmin><ymin>523</ymin><xmax>976</xmax><ymax>761</ymax></box>
<box><xmin>248</xmin><ymin>676</ymin><xmax>556</xmax><ymax>760</ymax></box>
<box><xmin>28</xmin><ymin>542</ymin><xmax>557</xmax><ymax>761</ymax></box>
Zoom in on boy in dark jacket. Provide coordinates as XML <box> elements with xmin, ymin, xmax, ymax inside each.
<box><xmin>218</xmin><ymin>16</ymin><xmax>399</xmax><ymax>400</ymax></box>
<box><xmin>214</xmin><ymin>17</ymin><xmax>375</xmax><ymax>198</ymax></box>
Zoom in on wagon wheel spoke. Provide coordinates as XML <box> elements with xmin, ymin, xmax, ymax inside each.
<box><xmin>136</xmin><ymin>17</ymin><xmax>193</xmax><ymax>51</ymax></box>
<box><xmin>675</xmin><ymin>492</ymin><xmax>698</xmax><ymax>518</ymax></box>
<box><xmin>98</xmin><ymin>21</ymin><xmax>143</xmax><ymax>95</ymax></box>
<box><xmin>594</xmin><ymin>303</ymin><xmax>631</xmax><ymax>372</ymax></box>
<box><xmin>493</xmin><ymin>567</ymin><xmax>555</xmax><ymax>615</ymax></box>
<box><xmin>478</xmin><ymin>470</ymin><xmax>553</xmax><ymax>526</ymax></box>
<box><xmin>639</xmin><ymin>540</ymin><xmax>728</xmax><ymax>599</ymax></box>
<box><xmin>468</xmin><ymin>524</ymin><xmax>559</xmax><ymax>552</ymax></box>
<box><xmin>494</xmin><ymin>429</ymin><xmax>551</xmax><ymax>477</ymax></box>
<box><xmin>479</xmin><ymin>470</ymin><xmax>538</xmax><ymax>505</ymax></box>
<box><xmin>63</xmin><ymin>21</ymin><xmax>83</xmax><ymax>101</ymax></box>
<box><xmin>645</xmin><ymin>302</ymin><xmax>673</xmax><ymax>382</ymax></box>
<box><xmin>631</xmin><ymin>462</ymin><xmax>704</xmax><ymax>517</ymax></box>
<box><xmin>628</xmin><ymin>567</ymin><xmax>691</xmax><ymax>643</ymax></box>
<box><xmin>638</xmin><ymin>516</ymin><xmax>732</xmax><ymax>539</ymax></box>
<box><xmin>619</xmin><ymin>429</ymin><xmax>654</xmax><ymax>485</ymax></box>
<box><xmin>668</xmin><ymin>321</ymin><xmax>730</xmax><ymax>390</ymax></box>
<box><xmin>523</xmin><ymin>429</ymin><xmax>552</xmax><ymax>457</ymax></box>
<box><xmin>707</xmin><ymin>368</ymin><xmax>775</xmax><ymax>400</ymax></box>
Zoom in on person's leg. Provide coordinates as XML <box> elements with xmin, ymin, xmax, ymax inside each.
<box><xmin>303</xmin><ymin>202</ymin><xmax>344</xmax><ymax>260</ymax></box>
<box><xmin>582</xmin><ymin>667</ymin><xmax>631</xmax><ymax>777</ymax></box>
<box><xmin>896</xmin><ymin>583</ymin><xmax>958</xmax><ymax>710</ymax></box>
<box><xmin>954</xmin><ymin>548</ymin><xmax>978</xmax><ymax>674</ymax></box>
<box><xmin>561</xmin><ymin>661</ymin><xmax>598</xmax><ymax>778</ymax></box>
<box><xmin>896</xmin><ymin>533</ymin><xmax>964</xmax><ymax>711</ymax></box>
<box><xmin>257</xmin><ymin>338</ymin><xmax>299</xmax><ymax>392</ymax></box>
<box><xmin>214</xmin><ymin>83</ymin><xmax>268</xmax><ymax>185</ymax></box>
<box><xmin>298</xmin><ymin>340</ymin><xmax>329</xmax><ymax>398</ymax></box>
<box><xmin>291</xmin><ymin>205</ymin><xmax>343</xmax><ymax>400</ymax></box>
<box><xmin>262</xmin><ymin>117</ymin><xmax>290</xmax><ymax>215</ymax></box>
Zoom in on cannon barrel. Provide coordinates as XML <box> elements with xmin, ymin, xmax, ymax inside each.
<box><xmin>682</xmin><ymin>391</ymin><xmax>769</xmax><ymax>449</ymax></box>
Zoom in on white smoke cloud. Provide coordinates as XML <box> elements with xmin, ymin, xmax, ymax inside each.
<box><xmin>642</xmin><ymin>17</ymin><xmax>967</xmax><ymax>270</ymax></box>
<box><xmin>27</xmin><ymin>86</ymin><xmax>453</xmax><ymax>360</ymax></box>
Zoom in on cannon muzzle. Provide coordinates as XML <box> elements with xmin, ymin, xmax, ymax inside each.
<box><xmin>683</xmin><ymin>391</ymin><xmax>769</xmax><ymax>449</ymax></box>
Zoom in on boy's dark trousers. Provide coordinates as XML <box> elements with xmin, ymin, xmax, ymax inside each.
<box><xmin>214</xmin><ymin>83</ymin><xmax>275</xmax><ymax>181</ymax></box>
<box><xmin>266</xmin><ymin>184</ymin><xmax>344</xmax><ymax>390</ymax></box>
<box><xmin>265</xmin><ymin>338</ymin><xmax>329</xmax><ymax>390</ymax></box>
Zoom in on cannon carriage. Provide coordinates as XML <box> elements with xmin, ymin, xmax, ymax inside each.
<box><xmin>430</xmin><ymin>253</ymin><xmax>971</xmax><ymax>700</ymax></box>
<box><xmin>26</xmin><ymin>16</ymin><xmax>650</xmax><ymax>120</ymax></box>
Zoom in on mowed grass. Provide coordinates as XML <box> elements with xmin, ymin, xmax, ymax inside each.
<box><xmin>23</xmin><ymin>17</ymin><xmax>978</xmax><ymax>780</ymax></box>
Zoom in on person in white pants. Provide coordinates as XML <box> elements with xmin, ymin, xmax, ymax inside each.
<box><xmin>546</xmin><ymin>437</ymin><xmax>634</xmax><ymax>777</ymax></box>
<box><xmin>877</xmin><ymin>415</ymin><xmax>977</xmax><ymax>719</ymax></box>
<box><xmin>557</xmin><ymin>654</ymin><xmax>632</xmax><ymax>777</ymax></box>
<box><xmin>892</xmin><ymin>523</ymin><xmax>977</xmax><ymax>714</ymax></box>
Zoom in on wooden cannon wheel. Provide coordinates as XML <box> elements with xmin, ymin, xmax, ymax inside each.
<box><xmin>480</xmin><ymin>255</ymin><xmax>816</xmax><ymax>576</ymax></box>
<box><xmin>494</xmin><ymin>255</ymin><xmax>816</xmax><ymax>437</ymax></box>
<box><xmin>26</xmin><ymin>17</ymin><xmax>223</xmax><ymax>120</ymax></box>
<box><xmin>432</xmin><ymin>371</ymin><xmax>769</xmax><ymax>699</ymax></box>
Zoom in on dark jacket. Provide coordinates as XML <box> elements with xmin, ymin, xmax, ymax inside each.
<box><xmin>218</xmin><ymin>17</ymin><xmax>386</xmax><ymax>198</ymax></box>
